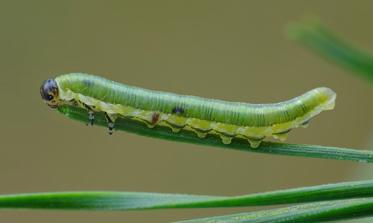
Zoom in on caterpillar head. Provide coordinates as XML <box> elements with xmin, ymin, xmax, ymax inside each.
<box><xmin>40</xmin><ymin>79</ymin><xmax>60</xmax><ymax>108</ymax></box>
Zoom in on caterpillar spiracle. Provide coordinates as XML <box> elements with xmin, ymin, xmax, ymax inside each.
<box><xmin>40</xmin><ymin>73</ymin><xmax>336</xmax><ymax>148</ymax></box>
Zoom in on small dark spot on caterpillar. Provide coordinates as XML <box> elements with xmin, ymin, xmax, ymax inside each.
<box><xmin>69</xmin><ymin>99</ymin><xmax>79</xmax><ymax>106</ymax></box>
<box><xmin>82</xmin><ymin>103</ymin><xmax>94</xmax><ymax>111</ymax></box>
<box><xmin>302</xmin><ymin>120</ymin><xmax>310</xmax><ymax>126</ymax></box>
<box><xmin>152</xmin><ymin>112</ymin><xmax>160</xmax><ymax>125</ymax></box>
<box><xmin>171</xmin><ymin>107</ymin><xmax>185</xmax><ymax>115</ymax></box>
<box><xmin>276</xmin><ymin>129</ymin><xmax>292</xmax><ymax>134</ymax></box>
<box><xmin>83</xmin><ymin>79</ymin><xmax>94</xmax><ymax>87</ymax></box>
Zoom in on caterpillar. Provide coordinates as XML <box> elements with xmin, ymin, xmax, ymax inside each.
<box><xmin>40</xmin><ymin>73</ymin><xmax>336</xmax><ymax>148</ymax></box>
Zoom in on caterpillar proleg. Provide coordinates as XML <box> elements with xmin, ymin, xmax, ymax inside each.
<box><xmin>40</xmin><ymin>73</ymin><xmax>336</xmax><ymax>148</ymax></box>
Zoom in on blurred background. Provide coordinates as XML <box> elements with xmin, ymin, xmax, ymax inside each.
<box><xmin>0</xmin><ymin>1</ymin><xmax>372</xmax><ymax>222</ymax></box>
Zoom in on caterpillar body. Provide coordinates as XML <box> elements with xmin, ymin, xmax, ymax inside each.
<box><xmin>40</xmin><ymin>73</ymin><xmax>336</xmax><ymax>148</ymax></box>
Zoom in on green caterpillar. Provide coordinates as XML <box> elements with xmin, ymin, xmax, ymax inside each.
<box><xmin>40</xmin><ymin>73</ymin><xmax>336</xmax><ymax>148</ymax></box>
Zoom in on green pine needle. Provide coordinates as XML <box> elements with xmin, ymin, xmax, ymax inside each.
<box><xmin>179</xmin><ymin>198</ymin><xmax>373</xmax><ymax>223</ymax></box>
<box><xmin>1</xmin><ymin>180</ymin><xmax>373</xmax><ymax>211</ymax></box>
<box><xmin>288</xmin><ymin>19</ymin><xmax>373</xmax><ymax>81</ymax></box>
<box><xmin>58</xmin><ymin>105</ymin><xmax>373</xmax><ymax>163</ymax></box>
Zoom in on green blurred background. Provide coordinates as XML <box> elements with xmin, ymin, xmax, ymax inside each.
<box><xmin>0</xmin><ymin>1</ymin><xmax>372</xmax><ymax>222</ymax></box>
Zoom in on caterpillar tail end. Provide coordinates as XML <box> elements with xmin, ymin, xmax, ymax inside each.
<box><xmin>318</xmin><ymin>87</ymin><xmax>337</xmax><ymax>111</ymax></box>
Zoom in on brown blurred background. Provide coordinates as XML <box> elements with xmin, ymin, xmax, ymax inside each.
<box><xmin>0</xmin><ymin>1</ymin><xmax>372</xmax><ymax>222</ymax></box>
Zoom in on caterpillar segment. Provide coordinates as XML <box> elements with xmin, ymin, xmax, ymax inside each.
<box><xmin>70</xmin><ymin>95</ymin><xmax>284</xmax><ymax>148</ymax></box>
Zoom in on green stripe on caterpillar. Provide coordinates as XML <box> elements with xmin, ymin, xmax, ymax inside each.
<box><xmin>40</xmin><ymin>73</ymin><xmax>336</xmax><ymax>148</ymax></box>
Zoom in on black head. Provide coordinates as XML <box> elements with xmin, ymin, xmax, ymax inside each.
<box><xmin>40</xmin><ymin>79</ymin><xmax>59</xmax><ymax>108</ymax></box>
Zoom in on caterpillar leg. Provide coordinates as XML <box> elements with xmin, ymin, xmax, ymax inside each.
<box><xmin>86</xmin><ymin>111</ymin><xmax>94</xmax><ymax>126</ymax></box>
<box><xmin>248</xmin><ymin>137</ymin><xmax>264</xmax><ymax>148</ymax></box>
<box><xmin>84</xmin><ymin>105</ymin><xmax>95</xmax><ymax>126</ymax></box>
<box><xmin>78</xmin><ymin>102</ymin><xmax>95</xmax><ymax>126</ymax></box>
<box><xmin>105</xmin><ymin>113</ymin><xmax>115</xmax><ymax>135</ymax></box>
